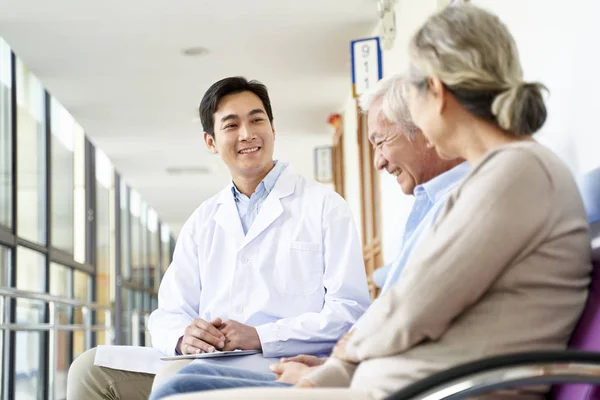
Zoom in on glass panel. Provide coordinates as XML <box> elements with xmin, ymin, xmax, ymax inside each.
<box><xmin>0</xmin><ymin>246</ymin><xmax>9</xmax><ymax>396</ymax></box>
<box><xmin>50</xmin><ymin>99</ymin><xmax>75</xmax><ymax>254</ymax></box>
<box><xmin>120</xmin><ymin>287</ymin><xmax>132</xmax><ymax>345</ymax></box>
<box><xmin>16</xmin><ymin>59</ymin><xmax>47</xmax><ymax>244</ymax></box>
<box><xmin>73</xmin><ymin>270</ymin><xmax>91</xmax><ymax>358</ymax></box>
<box><xmin>120</xmin><ymin>180</ymin><xmax>131</xmax><ymax>280</ymax></box>
<box><xmin>0</xmin><ymin>245</ymin><xmax>9</xmax><ymax>287</ymax></box>
<box><xmin>160</xmin><ymin>225</ymin><xmax>171</xmax><ymax>276</ymax></box>
<box><xmin>141</xmin><ymin>202</ymin><xmax>149</xmax><ymax>288</ymax></box>
<box><xmin>148</xmin><ymin>209</ymin><xmax>159</xmax><ymax>291</ymax></box>
<box><xmin>55</xmin><ymin>314</ymin><xmax>71</xmax><ymax>400</ymax></box>
<box><xmin>16</xmin><ymin>246</ymin><xmax>46</xmax><ymax>324</ymax></box>
<box><xmin>49</xmin><ymin>262</ymin><xmax>72</xmax><ymax>400</ymax></box>
<box><xmin>0</xmin><ymin>38</ymin><xmax>12</xmax><ymax>229</ymax></box>
<box><xmin>96</xmin><ymin>149</ymin><xmax>113</xmax><ymax>345</ymax></box>
<box><xmin>130</xmin><ymin>190</ymin><xmax>143</xmax><ymax>285</ymax></box>
<box><xmin>14</xmin><ymin>331</ymin><xmax>44</xmax><ymax>400</ymax></box>
<box><xmin>49</xmin><ymin>262</ymin><xmax>72</xmax><ymax>297</ymax></box>
<box><xmin>73</xmin><ymin>125</ymin><xmax>86</xmax><ymax>264</ymax></box>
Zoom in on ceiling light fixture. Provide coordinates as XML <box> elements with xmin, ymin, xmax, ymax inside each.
<box><xmin>166</xmin><ymin>166</ymin><xmax>210</xmax><ymax>175</ymax></box>
<box><xmin>181</xmin><ymin>47</ymin><xmax>209</xmax><ymax>57</ymax></box>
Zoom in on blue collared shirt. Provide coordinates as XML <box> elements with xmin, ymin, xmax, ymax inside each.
<box><xmin>232</xmin><ymin>160</ymin><xmax>288</xmax><ymax>235</ymax></box>
<box><xmin>380</xmin><ymin>162</ymin><xmax>470</xmax><ymax>294</ymax></box>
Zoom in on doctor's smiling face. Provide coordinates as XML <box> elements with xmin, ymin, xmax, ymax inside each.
<box><xmin>201</xmin><ymin>77</ymin><xmax>276</xmax><ymax>182</ymax></box>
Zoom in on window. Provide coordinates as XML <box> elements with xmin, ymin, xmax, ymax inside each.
<box><xmin>130</xmin><ymin>190</ymin><xmax>147</xmax><ymax>285</ymax></box>
<box><xmin>0</xmin><ymin>245</ymin><xmax>9</xmax><ymax>287</ymax></box>
<box><xmin>16</xmin><ymin>246</ymin><xmax>46</xmax><ymax>323</ymax></box>
<box><xmin>15</xmin><ymin>247</ymin><xmax>46</xmax><ymax>400</ymax></box>
<box><xmin>14</xmin><ymin>331</ymin><xmax>44</xmax><ymax>400</ymax></box>
<box><xmin>50</xmin><ymin>99</ymin><xmax>86</xmax><ymax>262</ymax></box>
<box><xmin>160</xmin><ymin>225</ymin><xmax>171</xmax><ymax>277</ymax></box>
<box><xmin>16</xmin><ymin>59</ymin><xmax>46</xmax><ymax>244</ymax></box>
<box><xmin>0</xmin><ymin>38</ymin><xmax>12</xmax><ymax>229</ymax></box>
<box><xmin>120</xmin><ymin>180</ymin><xmax>131</xmax><ymax>280</ymax></box>
<box><xmin>96</xmin><ymin>148</ymin><xmax>113</xmax><ymax>345</ymax></box>
<box><xmin>148</xmin><ymin>208</ymin><xmax>159</xmax><ymax>291</ymax></box>
<box><xmin>72</xmin><ymin>270</ymin><xmax>91</xmax><ymax>359</ymax></box>
<box><xmin>50</xmin><ymin>99</ymin><xmax>75</xmax><ymax>254</ymax></box>
<box><xmin>49</xmin><ymin>262</ymin><xmax>72</xmax><ymax>400</ymax></box>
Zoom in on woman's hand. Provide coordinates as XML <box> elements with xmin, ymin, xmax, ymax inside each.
<box><xmin>331</xmin><ymin>331</ymin><xmax>358</xmax><ymax>363</ymax></box>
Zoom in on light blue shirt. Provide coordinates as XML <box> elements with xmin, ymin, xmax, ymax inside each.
<box><xmin>380</xmin><ymin>162</ymin><xmax>470</xmax><ymax>294</ymax></box>
<box><xmin>232</xmin><ymin>161</ymin><xmax>288</xmax><ymax>235</ymax></box>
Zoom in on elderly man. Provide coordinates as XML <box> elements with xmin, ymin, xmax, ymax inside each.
<box><xmin>149</xmin><ymin>74</ymin><xmax>468</xmax><ymax>399</ymax></box>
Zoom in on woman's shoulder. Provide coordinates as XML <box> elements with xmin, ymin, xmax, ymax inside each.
<box><xmin>473</xmin><ymin>141</ymin><xmax>567</xmax><ymax>185</ymax></box>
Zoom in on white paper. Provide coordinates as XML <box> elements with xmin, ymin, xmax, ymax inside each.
<box><xmin>94</xmin><ymin>345</ymin><xmax>280</xmax><ymax>375</ymax></box>
<box><xmin>94</xmin><ymin>345</ymin><xmax>169</xmax><ymax>374</ymax></box>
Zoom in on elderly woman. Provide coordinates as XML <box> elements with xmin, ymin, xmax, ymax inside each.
<box><xmin>165</xmin><ymin>4</ymin><xmax>592</xmax><ymax>400</ymax></box>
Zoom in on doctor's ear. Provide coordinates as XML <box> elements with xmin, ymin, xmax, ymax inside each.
<box><xmin>204</xmin><ymin>132</ymin><xmax>218</xmax><ymax>154</ymax></box>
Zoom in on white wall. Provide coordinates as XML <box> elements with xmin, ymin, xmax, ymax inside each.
<box><xmin>340</xmin><ymin>0</ymin><xmax>600</xmax><ymax>263</ymax></box>
<box><xmin>472</xmin><ymin>0</ymin><xmax>600</xmax><ymax>175</ymax></box>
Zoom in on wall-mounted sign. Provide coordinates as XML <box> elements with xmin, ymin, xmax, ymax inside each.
<box><xmin>314</xmin><ymin>146</ymin><xmax>333</xmax><ymax>183</ymax></box>
<box><xmin>351</xmin><ymin>37</ymin><xmax>383</xmax><ymax>98</ymax></box>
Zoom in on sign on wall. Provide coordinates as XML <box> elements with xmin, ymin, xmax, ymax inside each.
<box><xmin>351</xmin><ymin>37</ymin><xmax>383</xmax><ymax>98</ymax></box>
<box><xmin>314</xmin><ymin>146</ymin><xmax>333</xmax><ymax>183</ymax></box>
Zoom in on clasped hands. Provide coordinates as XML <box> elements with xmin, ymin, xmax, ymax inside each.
<box><xmin>178</xmin><ymin>320</ymin><xmax>356</xmax><ymax>388</ymax></box>
<box><xmin>177</xmin><ymin>317</ymin><xmax>261</xmax><ymax>355</ymax></box>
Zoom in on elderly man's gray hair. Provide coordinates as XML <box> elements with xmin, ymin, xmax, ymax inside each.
<box><xmin>358</xmin><ymin>74</ymin><xmax>420</xmax><ymax>139</ymax></box>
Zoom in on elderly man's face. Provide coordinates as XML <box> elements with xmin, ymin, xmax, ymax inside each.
<box><xmin>368</xmin><ymin>100</ymin><xmax>435</xmax><ymax>195</ymax></box>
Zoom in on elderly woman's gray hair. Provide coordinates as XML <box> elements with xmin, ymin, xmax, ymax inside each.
<box><xmin>359</xmin><ymin>74</ymin><xmax>420</xmax><ymax>140</ymax></box>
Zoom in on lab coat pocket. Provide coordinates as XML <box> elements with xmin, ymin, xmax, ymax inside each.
<box><xmin>273</xmin><ymin>241</ymin><xmax>323</xmax><ymax>296</ymax></box>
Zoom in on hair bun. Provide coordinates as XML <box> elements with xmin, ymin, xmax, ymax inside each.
<box><xmin>491</xmin><ymin>82</ymin><xmax>548</xmax><ymax>136</ymax></box>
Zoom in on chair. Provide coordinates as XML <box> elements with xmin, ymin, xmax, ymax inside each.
<box><xmin>386</xmin><ymin>167</ymin><xmax>600</xmax><ymax>400</ymax></box>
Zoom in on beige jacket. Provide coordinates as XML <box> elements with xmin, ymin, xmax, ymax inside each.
<box><xmin>306</xmin><ymin>142</ymin><xmax>592</xmax><ymax>399</ymax></box>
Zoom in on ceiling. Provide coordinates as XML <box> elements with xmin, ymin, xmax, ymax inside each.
<box><xmin>0</xmin><ymin>0</ymin><xmax>378</xmax><ymax>234</ymax></box>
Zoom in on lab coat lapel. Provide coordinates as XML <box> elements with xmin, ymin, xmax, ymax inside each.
<box><xmin>241</xmin><ymin>168</ymin><xmax>297</xmax><ymax>249</ymax></box>
<box><xmin>212</xmin><ymin>186</ymin><xmax>245</xmax><ymax>246</ymax></box>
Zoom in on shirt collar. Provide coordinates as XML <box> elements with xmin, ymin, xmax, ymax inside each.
<box><xmin>231</xmin><ymin>160</ymin><xmax>288</xmax><ymax>200</ymax></box>
<box><xmin>415</xmin><ymin>161</ymin><xmax>470</xmax><ymax>203</ymax></box>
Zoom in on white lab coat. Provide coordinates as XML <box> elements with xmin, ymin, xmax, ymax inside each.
<box><xmin>148</xmin><ymin>165</ymin><xmax>370</xmax><ymax>359</ymax></box>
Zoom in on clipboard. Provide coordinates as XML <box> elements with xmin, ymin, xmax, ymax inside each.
<box><xmin>160</xmin><ymin>349</ymin><xmax>262</xmax><ymax>361</ymax></box>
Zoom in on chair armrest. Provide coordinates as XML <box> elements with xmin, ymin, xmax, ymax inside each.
<box><xmin>385</xmin><ymin>350</ymin><xmax>600</xmax><ymax>400</ymax></box>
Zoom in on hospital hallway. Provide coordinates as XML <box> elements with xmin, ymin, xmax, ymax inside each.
<box><xmin>0</xmin><ymin>0</ymin><xmax>599</xmax><ymax>399</ymax></box>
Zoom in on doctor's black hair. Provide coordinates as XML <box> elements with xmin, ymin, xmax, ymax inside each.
<box><xmin>199</xmin><ymin>76</ymin><xmax>274</xmax><ymax>138</ymax></box>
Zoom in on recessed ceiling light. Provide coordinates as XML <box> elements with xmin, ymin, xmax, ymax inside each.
<box><xmin>181</xmin><ymin>47</ymin><xmax>209</xmax><ymax>57</ymax></box>
<box><xmin>166</xmin><ymin>166</ymin><xmax>210</xmax><ymax>175</ymax></box>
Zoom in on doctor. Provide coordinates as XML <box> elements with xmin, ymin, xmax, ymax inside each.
<box><xmin>66</xmin><ymin>76</ymin><xmax>370</xmax><ymax>400</ymax></box>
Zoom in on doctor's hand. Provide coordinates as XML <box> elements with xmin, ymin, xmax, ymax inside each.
<box><xmin>218</xmin><ymin>319</ymin><xmax>261</xmax><ymax>351</ymax></box>
<box><xmin>178</xmin><ymin>317</ymin><xmax>226</xmax><ymax>355</ymax></box>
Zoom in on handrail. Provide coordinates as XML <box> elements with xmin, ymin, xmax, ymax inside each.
<box><xmin>0</xmin><ymin>287</ymin><xmax>111</xmax><ymax>310</ymax></box>
<box><xmin>0</xmin><ymin>286</ymin><xmax>113</xmax><ymax>400</ymax></box>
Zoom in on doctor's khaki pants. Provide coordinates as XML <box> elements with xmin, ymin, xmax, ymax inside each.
<box><xmin>66</xmin><ymin>347</ymin><xmax>192</xmax><ymax>400</ymax></box>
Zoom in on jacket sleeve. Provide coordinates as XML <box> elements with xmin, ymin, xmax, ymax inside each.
<box><xmin>255</xmin><ymin>199</ymin><xmax>371</xmax><ymax>358</ymax></box>
<box><xmin>345</xmin><ymin>149</ymin><xmax>554</xmax><ymax>361</ymax></box>
<box><xmin>147</xmin><ymin>211</ymin><xmax>201</xmax><ymax>355</ymax></box>
<box><xmin>302</xmin><ymin>358</ymin><xmax>358</xmax><ymax>388</ymax></box>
